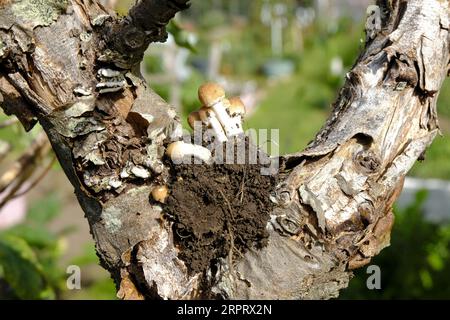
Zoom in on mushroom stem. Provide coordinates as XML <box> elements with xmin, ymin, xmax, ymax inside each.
<box><xmin>211</xmin><ymin>101</ymin><xmax>242</xmax><ymax>137</ymax></box>
<box><xmin>228</xmin><ymin>97</ymin><xmax>246</xmax><ymax>135</ymax></box>
<box><xmin>166</xmin><ymin>141</ymin><xmax>212</xmax><ymax>164</ymax></box>
<box><xmin>199</xmin><ymin>107</ymin><xmax>228</xmax><ymax>143</ymax></box>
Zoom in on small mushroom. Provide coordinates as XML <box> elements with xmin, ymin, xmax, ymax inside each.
<box><xmin>198</xmin><ymin>83</ymin><xmax>241</xmax><ymax>137</ymax></box>
<box><xmin>166</xmin><ymin>141</ymin><xmax>212</xmax><ymax>164</ymax></box>
<box><xmin>228</xmin><ymin>97</ymin><xmax>246</xmax><ymax>134</ymax></box>
<box><xmin>151</xmin><ymin>185</ymin><xmax>169</xmax><ymax>203</ymax></box>
<box><xmin>198</xmin><ymin>107</ymin><xmax>228</xmax><ymax>143</ymax></box>
<box><xmin>187</xmin><ymin>111</ymin><xmax>202</xmax><ymax>130</ymax></box>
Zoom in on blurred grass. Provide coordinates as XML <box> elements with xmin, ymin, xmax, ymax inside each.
<box><xmin>245</xmin><ymin>20</ymin><xmax>361</xmax><ymax>154</ymax></box>
<box><xmin>62</xmin><ymin>244</ymin><xmax>116</xmax><ymax>300</ymax></box>
<box><xmin>246</xmin><ymin>76</ymin><xmax>329</xmax><ymax>154</ymax></box>
<box><xmin>410</xmin><ymin>133</ymin><xmax>450</xmax><ymax>179</ymax></box>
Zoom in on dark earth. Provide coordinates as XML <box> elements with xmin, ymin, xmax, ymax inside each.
<box><xmin>165</xmin><ymin>157</ymin><xmax>277</xmax><ymax>275</ymax></box>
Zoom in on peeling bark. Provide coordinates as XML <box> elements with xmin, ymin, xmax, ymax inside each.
<box><xmin>0</xmin><ymin>0</ymin><xmax>449</xmax><ymax>300</ymax></box>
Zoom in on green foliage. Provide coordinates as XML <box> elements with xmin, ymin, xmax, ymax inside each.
<box><xmin>247</xmin><ymin>20</ymin><xmax>363</xmax><ymax>154</ymax></box>
<box><xmin>0</xmin><ymin>196</ymin><xmax>66</xmax><ymax>299</ymax></box>
<box><xmin>167</xmin><ymin>21</ymin><xmax>197</xmax><ymax>53</ymax></box>
<box><xmin>0</xmin><ymin>195</ymin><xmax>113</xmax><ymax>300</ymax></box>
<box><xmin>63</xmin><ymin>244</ymin><xmax>117</xmax><ymax>300</ymax></box>
<box><xmin>0</xmin><ymin>235</ymin><xmax>54</xmax><ymax>299</ymax></box>
<box><xmin>410</xmin><ymin>134</ymin><xmax>450</xmax><ymax>179</ymax></box>
<box><xmin>436</xmin><ymin>80</ymin><xmax>450</xmax><ymax>118</ymax></box>
<box><xmin>341</xmin><ymin>190</ymin><xmax>450</xmax><ymax>299</ymax></box>
<box><xmin>0</xmin><ymin>112</ymin><xmax>46</xmax><ymax>156</ymax></box>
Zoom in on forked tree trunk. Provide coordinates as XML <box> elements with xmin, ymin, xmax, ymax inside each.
<box><xmin>0</xmin><ymin>0</ymin><xmax>449</xmax><ymax>299</ymax></box>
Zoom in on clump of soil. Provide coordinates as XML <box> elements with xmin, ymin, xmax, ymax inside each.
<box><xmin>165</xmin><ymin>163</ymin><xmax>277</xmax><ymax>274</ymax></box>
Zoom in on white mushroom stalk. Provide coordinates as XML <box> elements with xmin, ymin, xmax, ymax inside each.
<box><xmin>166</xmin><ymin>141</ymin><xmax>212</xmax><ymax>164</ymax></box>
<box><xmin>198</xmin><ymin>83</ymin><xmax>242</xmax><ymax>137</ymax></box>
<box><xmin>228</xmin><ymin>97</ymin><xmax>246</xmax><ymax>135</ymax></box>
<box><xmin>198</xmin><ymin>107</ymin><xmax>228</xmax><ymax>143</ymax></box>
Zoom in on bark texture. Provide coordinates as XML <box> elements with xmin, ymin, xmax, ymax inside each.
<box><xmin>0</xmin><ymin>0</ymin><xmax>449</xmax><ymax>299</ymax></box>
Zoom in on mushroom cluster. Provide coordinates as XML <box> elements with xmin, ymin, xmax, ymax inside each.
<box><xmin>195</xmin><ymin>83</ymin><xmax>246</xmax><ymax>142</ymax></box>
<box><xmin>153</xmin><ymin>83</ymin><xmax>247</xmax><ymax>203</ymax></box>
<box><xmin>165</xmin><ymin>82</ymin><xmax>247</xmax><ymax>165</ymax></box>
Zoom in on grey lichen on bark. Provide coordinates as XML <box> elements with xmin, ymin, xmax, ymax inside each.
<box><xmin>0</xmin><ymin>0</ymin><xmax>449</xmax><ymax>300</ymax></box>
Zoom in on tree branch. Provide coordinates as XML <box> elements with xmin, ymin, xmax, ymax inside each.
<box><xmin>0</xmin><ymin>0</ymin><xmax>448</xmax><ymax>300</ymax></box>
<box><xmin>104</xmin><ymin>0</ymin><xmax>191</xmax><ymax>68</ymax></box>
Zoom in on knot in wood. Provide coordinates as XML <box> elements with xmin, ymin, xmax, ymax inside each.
<box><xmin>358</xmin><ymin>202</ymin><xmax>376</xmax><ymax>226</ymax></box>
<box><xmin>354</xmin><ymin>149</ymin><xmax>381</xmax><ymax>173</ymax></box>
<box><xmin>0</xmin><ymin>40</ymin><xmax>8</xmax><ymax>60</ymax></box>
<box><xmin>276</xmin><ymin>216</ymin><xmax>301</xmax><ymax>235</ymax></box>
<box><xmin>391</xmin><ymin>55</ymin><xmax>418</xmax><ymax>90</ymax></box>
<box><xmin>123</xmin><ymin>27</ymin><xmax>146</xmax><ymax>50</ymax></box>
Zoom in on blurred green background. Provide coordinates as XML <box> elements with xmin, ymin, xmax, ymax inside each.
<box><xmin>1</xmin><ymin>0</ymin><xmax>449</xmax><ymax>299</ymax></box>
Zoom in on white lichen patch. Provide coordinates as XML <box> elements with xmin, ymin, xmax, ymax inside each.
<box><xmin>365</xmin><ymin>5</ymin><xmax>382</xmax><ymax>40</ymax></box>
<box><xmin>126</xmin><ymin>186</ymin><xmax>151</xmax><ymax>197</ymax></box>
<box><xmin>120</xmin><ymin>168</ymin><xmax>130</xmax><ymax>179</ymax></box>
<box><xmin>12</xmin><ymin>0</ymin><xmax>69</xmax><ymax>28</ymax></box>
<box><xmin>102</xmin><ymin>206</ymin><xmax>123</xmax><ymax>234</ymax></box>
<box><xmin>108</xmin><ymin>178</ymin><xmax>123</xmax><ymax>189</ymax></box>
<box><xmin>167</xmin><ymin>108</ymin><xmax>178</xmax><ymax>119</ymax></box>
<box><xmin>79</xmin><ymin>32</ymin><xmax>92</xmax><ymax>43</ymax></box>
<box><xmin>130</xmin><ymin>166</ymin><xmax>151</xmax><ymax>179</ymax></box>
<box><xmin>91</xmin><ymin>14</ymin><xmax>111</xmax><ymax>27</ymax></box>
<box><xmin>84</xmin><ymin>150</ymin><xmax>105</xmax><ymax>166</ymax></box>
<box><xmin>0</xmin><ymin>40</ymin><xmax>7</xmax><ymax>59</ymax></box>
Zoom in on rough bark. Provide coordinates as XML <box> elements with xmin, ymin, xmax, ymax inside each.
<box><xmin>0</xmin><ymin>0</ymin><xmax>449</xmax><ymax>299</ymax></box>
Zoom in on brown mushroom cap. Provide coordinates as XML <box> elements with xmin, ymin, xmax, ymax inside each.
<box><xmin>228</xmin><ymin>97</ymin><xmax>246</xmax><ymax>116</ymax></box>
<box><xmin>188</xmin><ymin>111</ymin><xmax>201</xmax><ymax>129</ymax></box>
<box><xmin>198</xmin><ymin>82</ymin><xmax>226</xmax><ymax>107</ymax></box>
<box><xmin>151</xmin><ymin>185</ymin><xmax>169</xmax><ymax>203</ymax></box>
<box><xmin>166</xmin><ymin>141</ymin><xmax>183</xmax><ymax>158</ymax></box>
<box><xmin>198</xmin><ymin>106</ymin><xmax>212</xmax><ymax>123</ymax></box>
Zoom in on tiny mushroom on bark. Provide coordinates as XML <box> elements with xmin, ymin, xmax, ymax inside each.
<box><xmin>166</xmin><ymin>141</ymin><xmax>212</xmax><ymax>164</ymax></box>
<box><xmin>198</xmin><ymin>107</ymin><xmax>228</xmax><ymax>143</ymax></box>
<box><xmin>228</xmin><ymin>97</ymin><xmax>246</xmax><ymax>134</ymax></box>
<box><xmin>151</xmin><ymin>185</ymin><xmax>169</xmax><ymax>203</ymax></box>
<box><xmin>187</xmin><ymin>111</ymin><xmax>202</xmax><ymax>130</ymax></box>
<box><xmin>198</xmin><ymin>83</ymin><xmax>241</xmax><ymax>137</ymax></box>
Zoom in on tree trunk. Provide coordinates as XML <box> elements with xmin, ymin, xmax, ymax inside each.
<box><xmin>0</xmin><ymin>0</ymin><xmax>449</xmax><ymax>299</ymax></box>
